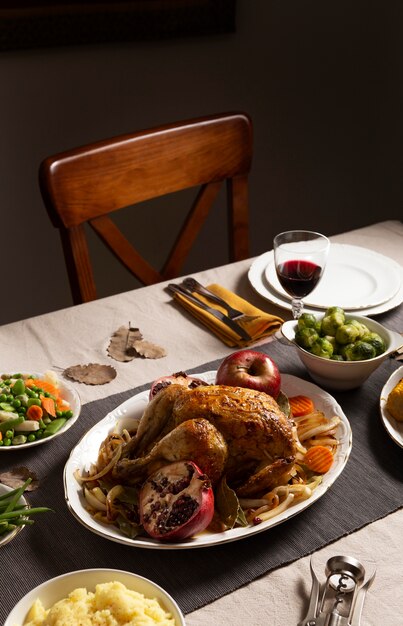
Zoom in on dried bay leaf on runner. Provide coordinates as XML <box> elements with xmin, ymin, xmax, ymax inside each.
<box><xmin>63</xmin><ymin>363</ymin><xmax>117</xmax><ymax>385</ymax></box>
<box><xmin>107</xmin><ymin>325</ymin><xmax>143</xmax><ymax>362</ymax></box>
<box><xmin>133</xmin><ymin>340</ymin><xmax>167</xmax><ymax>359</ymax></box>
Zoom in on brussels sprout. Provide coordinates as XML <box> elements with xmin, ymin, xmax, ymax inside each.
<box><xmin>295</xmin><ymin>327</ymin><xmax>319</xmax><ymax>349</ymax></box>
<box><xmin>297</xmin><ymin>313</ymin><xmax>318</xmax><ymax>330</ymax></box>
<box><xmin>310</xmin><ymin>337</ymin><xmax>334</xmax><ymax>359</ymax></box>
<box><xmin>324</xmin><ymin>335</ymin><xmax>337</xmax><ymax>349</ymax></box>
<box><xmin>331</xmin><ymin>354</ymin><xmax>345</xmax><ymax>361</ymax></box>
<box><xmin>361</xmin><ymin>331</ymin><xmax>386</xmax><ymax>356</ymax></box>
<box><xmin>321</xmin><ymin>312</ymin><xmax>345</xmax><ymax>336</ymax></box>
<box><xmin>325</xmin><ymin>306</ymin><xmax>345</xmax><ymax>319</ymax></box>
<box><xmin>339</xmin><ymin>342</ymin><xmax>354</xmax><ymax>359</ymax></box>
<box><xmin>348</xmin><ymin>319</ymin><xmax>370</xmax><ymax>339</ymax></box>
<box><xmin>335</xmin><ymin>323</ymin><xmax>360</xmax><ymax>345</ymax></box>
<box><xmin>343</xmin><ymin>341</ymin><xmax>377</xmax><ymax>361</ymax></box>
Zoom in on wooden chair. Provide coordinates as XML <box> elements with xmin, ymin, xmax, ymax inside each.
<box><xmin>39</xmin><ymin>111</ymin><xmax>253</xmax><ymax>304</ymax></box>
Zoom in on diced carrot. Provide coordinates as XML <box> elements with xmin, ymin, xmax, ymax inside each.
<box><xmin>304</xmin><ymin>445</ymin><xmax>334</xmax><ymax>474</ymax></box>
<box><xmin>26</xmin><ymin>405</ymin><xmax>44</xmax><ymax>421</ymax></box>
<box><xmin>0</xmin><ymin>432</ymin><xmax>2</xmax><ymax>441</ymax></box>
<box><xmin>40</xmin><ymin>395</ymin><xmax>56</xmax><ymax>417</ymax></box>
<box><xmin>56</xmin><ymin>397</ymin><xmax>68</xmax><ymax>411</ymax></box>
<box><xmin>25</xmin><ymin>378</ymin><xmax>60</xmax><ymax>398</ymax></box>
<box><xmin>289</xmin><ymin>395</ymin><xmax>315</xmax><ymax>417</ymax></box>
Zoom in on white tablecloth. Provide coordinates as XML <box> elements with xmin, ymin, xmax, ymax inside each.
<box><xmin>1</xmin><ymin>219</ymin><xmax>402</xmax><ymax>625</ymax></box>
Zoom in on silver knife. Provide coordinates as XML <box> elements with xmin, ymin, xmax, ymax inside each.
<box><xmin>167</xmin><ymin>283</ymin><xmax>252</xmax><ymax>341</ymax></box>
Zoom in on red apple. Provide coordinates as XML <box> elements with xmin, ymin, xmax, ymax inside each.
<box><xmin>215</xmin><ymin>349</ymin><xmax>281</xmax><ymax>399</ymax></box>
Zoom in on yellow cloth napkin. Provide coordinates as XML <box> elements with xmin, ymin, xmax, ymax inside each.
<box><xmin>172</xmin><ymin>283</ymin><xmax>284</xmax><ymax>347</ymax></box>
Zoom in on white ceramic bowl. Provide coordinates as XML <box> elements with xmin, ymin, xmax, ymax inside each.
<box><xmin>0</xmin><ymin>371</ymin><xmax>81</xmax><ymax>451</ymax></box>
<box><xmin>281</xmin><ymin>314</ymin><xmax>402</xmax><ymax>390</ymax></box>
<box><xmin>0</xmin><ymin>484</ymin><xmax>28</xmax><ymax>547</ymax></box>
<box><xmin>4</xmin><ymin>568</ymin><xmax>186</xmax><ymax>626</ymax></box>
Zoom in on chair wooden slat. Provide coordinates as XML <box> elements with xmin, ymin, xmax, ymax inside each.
<box><xmin>39</xmin><ymin>112</ymin><xmax>253</xmax><ymax>304</ymax></box>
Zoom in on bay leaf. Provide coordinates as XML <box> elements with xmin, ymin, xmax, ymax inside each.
<box><xmin>133</xmin><ymin>340</ymin><xmax>167</xmax><ymax>359</ymax></box>
<box><xmin>0</xmin><ymin>466</ymin><xmax>38</xmax><ymax>491</ymax></box>
<box><xmin>277</xmin><ymin>390</ymin><xmax>291</xmax><ymax>417</ymax></box>
<box><xmin>63</xmin><ymin>363</ymin><xmax>117</xmax><ymax>385</ymax></box>
<box><xmin>215</xmin><ymin>476</ymin><xmax>248</xmax><ymax>529</ymax></box>
<box><xmin>107</xmin><ymin>325</ymin><xmax>143</xmax><ymax>362</ymax></box>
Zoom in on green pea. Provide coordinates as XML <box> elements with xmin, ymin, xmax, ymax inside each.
<box><xmin>35</xmin><ymin>430</ymin><xmax>45</xmax><ymax>439</ymax></box>
<box><xmin>5</xmin><ymin>430</ymin><xmax>13</xmax><ymax>439</ymax></box>
<box><xmin>0</xmin><ymin>394</ymin><xmax>6</xmax><ymax>402</ymax></box>
<box><xmin>16</xmin><ymin>393</ymin><xmax>29</xmax><ymax>406</ymax></box>
<box><xmin>12</xmin><ymin>399</ymin><xmax>21</xmax><ymax>409</ymax></box>
<box><xmin>63</xmin><ymin>410</ymin><xmax>74</xmax><ymax>419</ymax></box>
<box><xmin>3</xmin><ymin>438</ymin><xmax>11</xmax><ymax>446</ymax></box>
<box><xmin>6</xmin><ymin>394</ymin><xmax>13</xmax><ymax>402</ymax></box>
<box><xmin>0</xmin><ymin>440</ymin><xmax>3</xmax><ymax>446</ymax></box>
<box><xmin>27</xmin><ymin>434</ymin><xmax>36</xmax><ymax>442</ymax></box>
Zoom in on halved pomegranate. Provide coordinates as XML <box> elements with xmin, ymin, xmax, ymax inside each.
<box><xmin>149</xmin><ymin>371</ymin><xmax>208</xmax><ymax>400</ymax></box>
<box><xmin>139</xmin><ymin>461</ymin><xmax>214</xmax><ymax>541</ymax></box>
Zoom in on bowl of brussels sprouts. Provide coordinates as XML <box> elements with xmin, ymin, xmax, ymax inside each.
<box><xmin>281</xmin><ymin>307</ymin><xmax>402</xmax><ymax>390</ymax></box>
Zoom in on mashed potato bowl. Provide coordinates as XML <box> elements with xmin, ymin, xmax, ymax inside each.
<box><xmin>281</xmin><ymin>314</ymin><xmax>402</xmax><ymax>391</ymax></box>
<box><xmin>4</xmin><ymin>568</ymin><xmax>185</xmax><ymax>626</ymax></box>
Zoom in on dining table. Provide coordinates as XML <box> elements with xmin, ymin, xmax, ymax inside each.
<box><xmin>0</xmin><ymin>219</ymin><xmax>402</xmax><ymax>626</ymax></box>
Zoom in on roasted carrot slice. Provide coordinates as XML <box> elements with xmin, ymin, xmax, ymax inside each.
<box><xmin>289</xmin><ymin>395</ymin><xmax>315</xmax><ymax>417</ymax></box>
<box><xmin>304</xmin><ymin>445</ymin><xmax>334</xmax><ymax>474</ymax></box>
<box><xmin>26</xmin><ymin>405</ymin><xmax>44</xmax><ymax>421</ymax></box>
<box><xmin>40</xmin><ymin>395</ymin><xmax>56</xmax><ymax>417</ymax></box>
<box><xmin>26</xmin><ymin>378</ymin><xmax>60</xmax><ymax>398</ymax></box>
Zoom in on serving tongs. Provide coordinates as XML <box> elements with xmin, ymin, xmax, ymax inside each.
<box><xmin>298</xmin><ymin>555</ymin><xmax>376</xmax><ymax>626</ymax></box>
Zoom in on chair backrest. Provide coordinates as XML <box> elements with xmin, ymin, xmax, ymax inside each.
<box><xmin>39</xmin><ymin>111</ymin><xmax>253</xmax><ymax>304</ymax></box>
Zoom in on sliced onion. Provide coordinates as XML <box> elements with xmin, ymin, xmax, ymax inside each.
<box><xmin>80</xmin><ymin>445</ymin><xmax>122</xmax><ymax>482</ymax></box>
<box><xmin>84</xmin><ymin>487</ymin><xmax>107</xmax><ymax>511</ymax></box>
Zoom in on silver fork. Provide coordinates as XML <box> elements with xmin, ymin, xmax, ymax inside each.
<box><xmin>181</xmin><ymin>277</ymin><xmax>258</xmax><ymax>323</ymax></box>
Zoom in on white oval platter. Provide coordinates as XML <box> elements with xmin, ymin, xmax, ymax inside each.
<box><xmin>64</xmin><ymin>371</ymin><xmax>352</xmax><ymax>550</ymax></box>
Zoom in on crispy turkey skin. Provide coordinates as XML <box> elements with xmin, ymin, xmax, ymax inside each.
<box><xmin>114</xmin><ymin>384</ymin><xmax>297</xmax><ymax>497</ymax></box>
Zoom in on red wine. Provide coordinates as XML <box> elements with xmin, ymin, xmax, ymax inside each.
<box><xmin>276</xmin><ymin>259</ymin><xmax>322</xmax><ymax>298</ymax></box>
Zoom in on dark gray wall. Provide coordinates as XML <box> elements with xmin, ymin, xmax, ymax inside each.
<box><xmin>1</xmin><ymin>1</ymin><xmax>401</xmax><ymax>324</ymax></box>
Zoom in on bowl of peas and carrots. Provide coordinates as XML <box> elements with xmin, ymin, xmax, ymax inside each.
<box><xmin>0</xmin><ymin>371</ymin><xmax>81</xmax><ymax>450</ymax></box>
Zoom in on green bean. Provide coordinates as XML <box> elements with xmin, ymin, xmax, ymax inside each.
<box><xmin>2</xmin><ymin>478</ymin><xmax>32</xmax><ymax>511</ymax></box>
<box><xmin>0</xmin><ymin>507</ymin><xmax>52</xmax><ymax>521</ymax></box>
<box><xmin>0</xmin><ymin>415</ymin><xmax>24</xmax><ymax>433</ymax></box>
<box><xmin>43</xmin><ymin>417</ymin><xmax>66</xmax><ymax>437</ymax></box>
<box><xmin>11</xmin><ymin>378</ymin><xmax>25</xmax><ymax>396</ymax></box>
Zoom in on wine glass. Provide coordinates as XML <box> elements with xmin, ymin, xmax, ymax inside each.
<box><xmin>273</xmin><ymin>230</ymin><xmax>330</xmax><ymax>319</ymax></box>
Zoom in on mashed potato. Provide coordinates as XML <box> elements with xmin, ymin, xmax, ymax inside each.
<box><xmin>23</xmin><ymin>581</ymin><xmax>176</xmax><ymax>626</ymax></box>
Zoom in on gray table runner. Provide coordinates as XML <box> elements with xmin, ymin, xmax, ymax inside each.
<box><xmin>1</xmin><ymin>306</ymin><xmax>402</xmax><ymax>620</ymax></box>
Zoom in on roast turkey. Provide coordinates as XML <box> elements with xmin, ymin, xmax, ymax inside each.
<box><xmin>113</xmin><ymin>384</ymin><xmax>297</xmax><ymax>497</ymax></box>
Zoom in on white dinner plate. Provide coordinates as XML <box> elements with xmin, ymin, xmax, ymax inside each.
<box><xmin>380</xmin><ymin>365</ymin><xmax>403</xmax><ymax>449</ymax></box>
<box><xmin>249</xmin><ymin>248</ymin><xmax>403</xmax><ymax>316</ymax></box>
<box><xmin>64</xmin><ymin>371</ymin><xmax>352</xmax><ymax>550</ymax></box>
<box><xmin>0</xmin><ymin>372</ymin><xmax>81</xmax><ymax>451</ymax></box>
<box><xmin>265</xmin><ymin>244</ymin><xmax>402</xmax><ymax>310</ymax></box>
